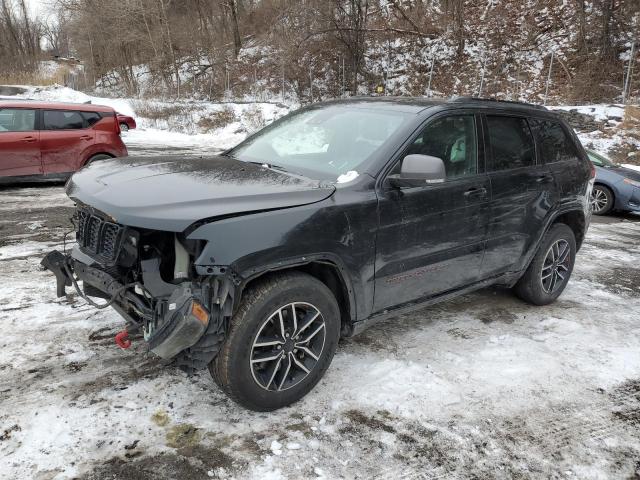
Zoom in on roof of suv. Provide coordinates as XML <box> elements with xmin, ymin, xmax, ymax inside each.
<box><xmin>0</xmin><ymin>100</ymin><xmax>115</xmax><ymax>112</ymax></box>
<box><xmin>313</xmin><ymin>96</ymin><xmax>549</xmax><ymax>114</ymax></box>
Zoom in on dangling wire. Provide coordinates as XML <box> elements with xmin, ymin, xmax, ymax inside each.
<box><xmin>62</xmin><ymin>214</ymin><xmax>77</xmax><ymax>255</ymax></box>
<box><xmin>62</xmin><ymin>260</ymin><xmax>153</xmax><ymax>314</ymax></box>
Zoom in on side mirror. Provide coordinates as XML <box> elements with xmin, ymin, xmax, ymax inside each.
<box><xmin>388</xmin><ymin>154</ymin><xmax>446</xmax><ymax>188</ymax></box>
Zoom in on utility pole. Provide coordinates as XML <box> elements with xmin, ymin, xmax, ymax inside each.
<box><xmin>88</xmin><ymin>36</ymin><xmax>96</xmax><ymax>88</ymax></box>
<box><xmin>309</xmin><ymin>62</ymin><xmax>313</xmax><ymax>103</ymax></box>
<box><xmin>515</xmin><ymin>62</ymin><xmax>521</xmax><ymax>101</ymax></box>
<box><xmin>427</xmin><ymin>55</ymin><xmax>435</xmax><ymax>97</ymax></box>
<box><xmin>342</xmin><ymin>56</ymin><xmax>345</xmax><ymax>97</ymax></box>
<box><xmin>478</xmin><ymin>53</ymin><xmax>487</xmax><ymax>97</ymax></box>
<box><xmin>385</xmin><ymin>39</ymin><xmax>391</xmax><ymax>96</ymax></box>
<box><xmin>281</xmin><ymin>63</ymin><xmax>285</xmax><ymax>103</ymax></box>
<box><xmin>544</xmin><ymin>51</ymin><xmax>554</xmax><ymax>106</ymax></box>
<box><xmin>338</xmin><ymin>56</ymin><xmax>341</xmax><ymax>97</ymax></box>
<box><xmin>623</xmin><ymin>41</ymin><xmax>636</xmax><ymax>104</ymax></box>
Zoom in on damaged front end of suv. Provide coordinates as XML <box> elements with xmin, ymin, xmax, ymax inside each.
<box><xmin>41</xmin><ymin>154</ymin><xmax>335</xmax><ymax>373</ymax></box>
<box><xmin>42</xmin><ymin>201</ymin><xmax>235</xmax><ymax>369</ymax></box>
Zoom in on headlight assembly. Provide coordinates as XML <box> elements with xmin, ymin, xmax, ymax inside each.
<box><xmin>623</xmin><ymin>178</ymin><xmax>640</xmax><ymax>188</ymax></box>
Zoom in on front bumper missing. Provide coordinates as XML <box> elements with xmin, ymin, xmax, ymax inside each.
<box><xmin>41</xmin><ymin>249</ymin><xmax>209</xmax><ymax>359</ymax></box>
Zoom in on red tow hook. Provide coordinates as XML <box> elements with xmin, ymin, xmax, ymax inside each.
<box><xmin>115</xmin><ymin>329</ymin><xmax>132</xmax><ymax>349</ymax></box>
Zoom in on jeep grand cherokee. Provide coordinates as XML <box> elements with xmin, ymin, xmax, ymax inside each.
<box><xmin>42</xmin><ymin>97</ymin><xmax>593</xmax><ymax>411</ymax></box>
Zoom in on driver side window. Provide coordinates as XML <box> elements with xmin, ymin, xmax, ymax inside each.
<box><xmin>403</xmin><ymin>114</ymin><xmax>477</xmax><ymax>179</ymax></box>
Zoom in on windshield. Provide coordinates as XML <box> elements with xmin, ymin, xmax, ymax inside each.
<box><xmin>228</xmin><ymin>105</ymin><xmax>412</xmax><ymax>181</ymax></box>
<box><xmin>588</xmin><ymin>151</ymin><xmax>615</xmax><ymax>167</ymax></box>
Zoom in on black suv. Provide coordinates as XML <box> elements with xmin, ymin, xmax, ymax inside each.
<box><xmin>43</xmin><ymin>97</ymin><xmax>593</xmax><ymax>411</ymax></box>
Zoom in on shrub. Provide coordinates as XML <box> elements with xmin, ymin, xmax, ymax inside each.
<box><xmin>197</xmin><ymin>106</ymin><xmax>237</xmax><ymax>132</ymax></box>
<box><xmin>242</xmin><ymin>105</ymin><xmax>266</xmax><ymax>133</ymax></box>
<box><xmin>130</xmin><ymin>100</ymin><xmax>189</xmax><ymax>120</ymax></box>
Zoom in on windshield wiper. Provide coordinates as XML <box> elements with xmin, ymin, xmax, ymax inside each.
<box><xmin>245</xmin><ymin>160</ymin><xmax>290</xmax><ymax>173</ymax></box>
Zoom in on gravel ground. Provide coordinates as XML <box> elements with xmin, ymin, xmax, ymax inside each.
<box><xmin>1</xmin><ymin>177</ymin><xmax>639</xmax><ymax>479</ymax></box>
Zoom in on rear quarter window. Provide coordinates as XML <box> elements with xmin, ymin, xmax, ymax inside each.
<box><xmin>486</xmin><ymin>115</ymin><xmax>536</xmax><ymax>171</ymax></box>
<box><xmin>43</xmin><ymin>110</ymin><xmax>85</xmax><ymax>130</ymax></box>
<box><xmin>529</xmin><ymin>119</ymin><xmax>580</xmax><ymax>163</ymax></box>
<box><xmin>81</xmin><ymin>112</ymin><xmax>102</xmax><ymax>126</ymax></box>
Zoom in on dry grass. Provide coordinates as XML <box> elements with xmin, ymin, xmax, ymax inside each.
<box><xmin>0</xmin><ymin>63</ymin><xmax>83</xmax><ymax>88</ymax></box>
<box><xmin>129</xmin><ymin>99</ymin><xmax>208</xmax><ymax>134</ymax></box>
<box><xmin>0</xmin><ymin>70</ymin><xmax>61</xmax><ymax>86</ymax></box>
<box><xmin>197</xmin><ymin>106</ymin><xmax>238</xmax><ymax>132</ymax></box>
<box><xmin>130</xmin><ymin>100</ymin><xmax>190</xmax><ymax>120</ymax></box>
<box><xmin>622</xmin><ymin>105</ymin><xmax>640</xmax><ymax>131</ymax></box>
<box><xmin>241</xmin><ymin>105</ymin><xmax>266</xmax><ymax>133</ymax></box>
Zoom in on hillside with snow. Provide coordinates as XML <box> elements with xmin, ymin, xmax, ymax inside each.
<box><xmin>2</xmin><ymin>84</ymin><xmax>639</xmax><ymax>167</ymax></box>
<box><xmin>1</xmin><ymin>85</ymin><xmax>291</xmax><ymax>152</ymax></box>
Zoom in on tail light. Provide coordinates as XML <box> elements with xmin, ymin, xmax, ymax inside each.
<box><xmin>115</xmin><ymin>114</ymin><xmax>121</xmax><ymax>135</ymax></box>
<box><xmin>589</xmin><ymin>161</ymin><xmax>596</xmax><ymax>179</ymax></box>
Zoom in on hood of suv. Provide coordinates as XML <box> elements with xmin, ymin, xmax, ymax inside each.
<box><xmin>66</xmin><ymin>155</ymin><xmax>335</xmax><ymax>231</ymax></box>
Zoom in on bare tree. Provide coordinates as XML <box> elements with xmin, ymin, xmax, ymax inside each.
<box><xmin>0</xmin><ymin>0</ymin><xmax>42</xmax><ymax>72</ymax></box>
<box><xmin>331</xmin><ymin>0</ymin><xmax>370</xmax><ymax>93</ymax></box>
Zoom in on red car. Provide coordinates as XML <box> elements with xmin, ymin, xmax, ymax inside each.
<box><xmin>116</xmin><ymin>113</ymin><xmax>136</xmax><ymax>132</ymax></box>
<box><xmin>0</xmin><ymin>101</ymin><xmax>128</xmax><ymax>183</ymax></box>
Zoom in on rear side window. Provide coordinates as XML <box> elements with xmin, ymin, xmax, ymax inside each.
<box><xmin>81</xmin><ymin>111</ymin><xmax>102</xmax><ymax>126</ymax></box>
<box><xmin>0</xmin><ymin>108</ymin><xmax>36</xmax><ymax>132</ymax></box>
<box><xmin>486</xmin><ymin>116</ymin><xmax>535</xmax><ymax>171</ymax></box>
<box><xmin>529</xmin><ymin>119</ymin><xmax>580</xmax><ymax>164</ymax></box>
<box><xmin>43</xmin><ymin>110</ymin><xmax>85</xmax><ymax>130</ymax></box>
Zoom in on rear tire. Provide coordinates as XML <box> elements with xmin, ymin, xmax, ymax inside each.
<box><xmin>591</xmin><ymin>184</ymin><xmax>614</xmax><ymax>215</ymax></box>
<box><xmin>211</xmin><ymin>272</ymin><xmax>340</xmax><ymax>411</ymax></box>
<box><xmin>513</xmin><ymin>223</ymin><xmax>576</xmax><ymax>306</ymax></box>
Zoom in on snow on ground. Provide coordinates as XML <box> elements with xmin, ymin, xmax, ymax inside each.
<box><xmin>549</xmin><ymin>104</ymin><xmax>626</xmax><ymax>123</ymax></box>
<box><xmin>1</xmin><ymin>184</ymin><xmax>640</xmax><ymax>479</ymax></box>
<box><xmin>2</xmin><ymin>85</ymin><xmax>135</xmax><ymax>117</ymax></box>
<box><xmin>0</xmin><ymin>86</ymin><xmax>639</xmax><ymax>478</ymax></box>
<box><xmin>548</xmin><ymin>104</ymin><xmax>640</xmax><ymax>165</ymax></box>
<box><xmin>1</xmin><ymin>85</ymin><xmax>291</xmax><ymax>153</ymax></box>
<box><xmin>122</xmin><ymin>128</ymin><xmax>225</xmax><ymax>157</ymax></box>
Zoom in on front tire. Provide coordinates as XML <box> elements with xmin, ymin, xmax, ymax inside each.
<box><xmin>513</xmin><ymin>223</ymin><xmax>576</xmax><ymax>306</ymax></box>
<box><xmin>119</xmin><ymin>122</ymin><xmax>129</xmax><ymax>132</ymax></box>
<box><xmin>211</xmin><ymin>272</ymin><xmax>340</xmax><ymax>411</ymax></box>
<box><xmin>591</xmin><ymin>184</ymin><xmax>614</xmax><ymax>215</ymax></box>
<box><xmin>86</xmin><ymin>154</ymin><xmax>112</xmax><ymax>165</ymax></box>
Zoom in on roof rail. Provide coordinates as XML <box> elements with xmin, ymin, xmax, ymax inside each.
<box><xmin>448</xmin><ymin>96</ymin><xmax>548</xmax><ymax>110</ymax></box>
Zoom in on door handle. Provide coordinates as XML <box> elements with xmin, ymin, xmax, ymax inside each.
<box><xmin>21</xmin><ymin>136</ymin><xmax>37</xmax><ymax>143</ymax></box>
<box><xmin>80</xmin><ymin>135</ymin><xmax>92</xmax><ymax>140</ymax></box>
<box><xmin>535</xmin><ymin>174</ymin><xmax>553</xmax><ymax>183</ymax></box>
<box><xmin>463</xmin><ymin>187</ymin><xmax>487</xmax><ymax>199</ymax></box>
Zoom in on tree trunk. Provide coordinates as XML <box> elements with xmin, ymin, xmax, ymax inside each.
<box><xmin>575</xmin><ymin>0</ymin><xmax>587</xmax><ymax>52</ymax></box>
<box><xmin>229</xmin><ymin>0</ymin><xmax>242</xmax><ymax>58</ymax></box>
<box><xmin>600</xmin><ymin>0</ymin><xmax>614</xmax><ymax>59</ymax></box>
<box><xmin>158</xmin><ymin>0</ymin><xmax>181</xmax><ymax>97</ymax></box>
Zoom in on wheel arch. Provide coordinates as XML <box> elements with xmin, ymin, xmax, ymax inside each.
<box><xmin>514</xmin><ymin>207</ymin><xmax>587</xmax><ymax>285</ymax></box>
<box><xmin>552</xmin><ymin>210</ymin><xmax>587</xmax><ymax>251</ymax></box>
<box><xmin>236</xmin><ymin>256</ymin><xmax>356</xmax><ymax>337</ymax></box>
<box><xmin>82</xmin><ymin>151</ymin><xmax>115</xmax><ymax>167</ymax></box>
